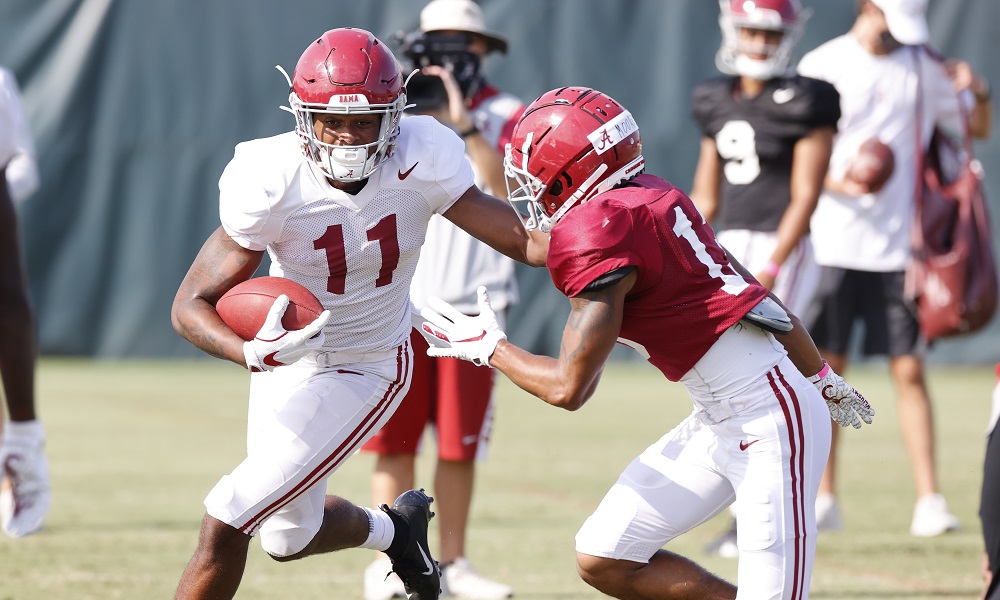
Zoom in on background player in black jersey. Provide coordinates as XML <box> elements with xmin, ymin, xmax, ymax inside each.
<box><xmin>689</xmin><ymin>0</ymin><xmax>841</xmax><ymax>557</ymax></box>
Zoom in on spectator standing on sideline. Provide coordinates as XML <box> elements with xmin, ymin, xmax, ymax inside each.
<box><xmin>416</xmin><ymin>86</ymin><xmax>873</xmax><ymax>599</ymax></box>
<box><xmin>982</xmin><ymin>364</ymin><xmax>1000</xmax><ymax>599</ymax></box>
<box><xmin>362</xmin><ymin>1</ymin><xmax>521</xmax><ymax>598</ymax></box>
<box><xmin>796</xmin><ymin>0</ymin><xmax>992</xmax><ymax>535</ymax></box>
<box><xmin>169</xmin><ymin>27</ymin><xmax>547</xmax><ymax>600</ymax></box>
<box><xmin>689</xmin><ymin>0</ymin><xmax>839</xmax><ymax>555</ymax></box>
<box><xmin>0</xmin><ymin>65</ymin><xmax>50</xmax><ymax>539</ymax></box>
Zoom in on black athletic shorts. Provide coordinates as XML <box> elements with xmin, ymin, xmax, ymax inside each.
<box><xmin>808</xmin><ymin>268</ymin><xmax>924</xmax><ymax>357</ymax></box>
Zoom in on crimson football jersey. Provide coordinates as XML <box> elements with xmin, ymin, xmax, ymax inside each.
<box><xmin>547</xmin><ymin>174</ymin><xmax>769</xmax><ymax>381</ymax></box>
<box><xmin>691</xmin><ymin>75</ymin><xmax>840</xmax><ymax>232</ymax></box>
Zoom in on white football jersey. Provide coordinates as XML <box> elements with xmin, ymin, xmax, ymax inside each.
<box><xmin>219</xmin><ymin>115</ymin><xmax>474</xmax><ymax>354</ymax></box>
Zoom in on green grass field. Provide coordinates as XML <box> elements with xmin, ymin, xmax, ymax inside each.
<box><xmin>1</xmin><ymin>359</ymin><xmax>994</xmax><ymax>599</ymax></box>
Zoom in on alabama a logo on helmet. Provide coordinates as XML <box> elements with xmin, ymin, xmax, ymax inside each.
<box><xmin>588</xmin><ymin>111</ymin><xmax>639</xmax><ymax>155</ymax></box>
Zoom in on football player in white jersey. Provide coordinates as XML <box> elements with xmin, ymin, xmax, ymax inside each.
<box><xmin>169</xmin><ymin>28</ymin><xmax>546</xmax><ymax>600</ymax></box>
<box><xmin>0</xmin><ymin>65</ymin><xmax>50</xmax><ymax>540</ymax></box>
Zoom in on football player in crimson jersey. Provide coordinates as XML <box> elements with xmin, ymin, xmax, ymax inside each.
<box><xmin>689</xmin><ymin>0</ymin><xmax>841</xmax><ymax>555</ymax></box>
<box><xmin>416</xmin><ymin>87</ymin><xmax>872</xmax><ymax>599</ymax></box>
<box><xmin>169</xmin><ymin>28</ymin><xmax>546</xmax><ymax>600</ymax></box>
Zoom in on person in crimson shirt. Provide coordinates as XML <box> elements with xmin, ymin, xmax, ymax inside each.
<box><xmin>361</xmin><ymin>1</ymin><xmax>522</xmax><ymax>598</ymax></box>
<box><xmin>415</xmin><ymin>87</ymin><xmax>873</xmax><ymax>599</ymax></box>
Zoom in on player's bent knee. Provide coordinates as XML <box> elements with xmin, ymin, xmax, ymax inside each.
<box><xmin>259</xmin><ymin>527</ymin><xmax>316</xmax><ymax>560</ymax></box>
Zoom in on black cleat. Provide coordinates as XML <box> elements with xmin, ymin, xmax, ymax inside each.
<box><xmin>381</xmin><ymin>489</ymin><xmax>440</xmax><ymax>600</ymax></box>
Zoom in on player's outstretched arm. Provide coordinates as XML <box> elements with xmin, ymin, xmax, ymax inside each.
<box><xmin>495</xmin><ymin>270</ymin><xmax>634</xmax><ymax>410</ymax></box>
<box><xmin>766</xmin><ymin>125</ymin><xmax>834</xmax><ymax>288</ymax></box>
<box><xmin>171</xmin><ymin>226</ymin><xmax>264</xmax><ymax>366</ymax></box>
<box><xmin>418</xmin><ymin>272</ymin><xmax>632</xmax><ymax>411</ymax></box>
<box><xmin>443</xmin><ymin>185</ymin><xmax>549</xmax><ymax>267</ymax></box>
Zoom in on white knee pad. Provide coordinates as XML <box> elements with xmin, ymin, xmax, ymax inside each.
<box><xmin>258</xmin><ymin>504</ymin><xmax>322</xmax><ymax>558</ymax></box>
<box><xmin>259</xmin><ymin>523</ymin><xmax>316</xmax><ymax>558</ymax></box>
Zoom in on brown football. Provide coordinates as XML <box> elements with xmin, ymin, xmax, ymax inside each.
<box><xmin>216</xmin><ymin>276</ymin><xmax>324</xmax><ymax>341</ymax></box>
<box><xmin>846</xmin><ymin>138</ymin><xmax>895</xmax><ymax>193</ymax></box>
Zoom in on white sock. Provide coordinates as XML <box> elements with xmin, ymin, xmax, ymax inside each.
<box><xmin>358</xmin><ymin>507</ymin><xmax>395</xmax><ymax>551</ymax></box>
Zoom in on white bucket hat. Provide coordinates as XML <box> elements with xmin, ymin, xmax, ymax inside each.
<box><xmin>872</xmin><ymin>0</ymin><xmax>929</xmax><ymax>45</ymax></box>
<box><xmin>419</xmin><ymin>0</ymin><xmax>508</xmax><ymax>54</ymax></box>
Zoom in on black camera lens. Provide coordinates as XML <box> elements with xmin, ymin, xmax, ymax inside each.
<box><xmin>406</xmin><ymin>74</ymin><xmax>448</xmax><ymax>113</ymax></box>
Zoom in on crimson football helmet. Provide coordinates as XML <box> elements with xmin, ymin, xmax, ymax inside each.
<box><xmin>284</xmin><ymin>28</ymin><xmax>405</xmax><ymax>182</ymax></box>
<box><xmin>716</xmin><ymin>0</ymin><xmax>809</xmax><ymax>80</ymax></box>
<box><xmin>504</xmin><ymin>87</ymin><xmax>645</xmax><ymax>233</ymax></box>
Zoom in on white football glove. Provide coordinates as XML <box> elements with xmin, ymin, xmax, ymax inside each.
<box><xmin>808</xmin><ymin>361</ymin><xmax>875</xmax><ymax>429</ymax></box>
<box><xmin>243</xmin><ymin>294</ymin><xmax>330</xmax><ymax>372</ymax></box>
<box><xmin>419</xmin><ymin>286</ymin><xmax>506</xmax><ymax>367</ymax></box>
<box><xmin>0</xmin><ymin>420</ymin><xmax>51</xmax><ymax>538</ymax></box>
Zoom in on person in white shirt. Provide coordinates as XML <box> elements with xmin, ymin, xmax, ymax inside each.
<box><xmin>0</xmin><ymin>65</ymin><xmax>50</xmax><ymax>539</ymax></box>
<box><xmin>361</xmin><ymin>2</ymin><xmax>522</xmax><ymax>598</ymax></box>
<box><xmin>169</xmin><ymin>27</ymin><xmax>546</xmax><ymax>600</ymax></box>
<box><xmin>796</xmin><ymin>0</ymin><xmax>992</xmax><ymax>536</ymax></box>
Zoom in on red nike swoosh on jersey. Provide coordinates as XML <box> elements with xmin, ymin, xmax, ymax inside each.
<box><xmin>739</xmin><ymin>439</ymin><xmax>760</xmax><ymax>451</ymax></box>
<box><xmin>398</xmin><ymin>162</ymin><xmax>419</xmax><ymax>180</ymax></box>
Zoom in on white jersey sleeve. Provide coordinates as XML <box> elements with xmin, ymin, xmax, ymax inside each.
<box><xmin>403</xmin><ymin>115</ymin><xmax>475</xmax><ymax>213</ymax></box>
<box><xmin>218</xmin><ymin>133</ymin><xmax>308</xmax><ymax>251</ymax></box>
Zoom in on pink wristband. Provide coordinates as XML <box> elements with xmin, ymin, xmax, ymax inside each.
<box><xmin>812</xmin><ymin>360</ymin><xmax>830</xmax><ymax>381</ymax></box>
<box><xmin>763</xmin><ymin>260</ymin><xmax>781</xmax><ymax>278</ymax></box>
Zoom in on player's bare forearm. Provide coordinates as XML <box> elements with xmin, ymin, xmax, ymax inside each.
<box><xmin>775</xmin><ymin>312</ymin><xmax>824</xmax><ymax>377</ymax></box>
<box><xmin>490</xmin><ymin>274</ymin><xmax>631</xmax><ymax>410</ymax></box>
<box><xmin>171</xmin><ymin>227</ymin><xmax>263</xmax><ymax>367</ymax></box>
<box><xmin>689</xmin><ymin>136</ymin><xmax>721</xmax><ymax>223</ymax></box>
<box><xmin>445</xmin><ymin>185</ymin><xmax>549</xmax><ymax>267</ymax></box>
<box><xmin>772</xmin><ymin>126</ymin><xmax>833</xmax><ymax>265</ymax></box>
<box><xmin>463</xmin><ymin>130</ymin><xmax>509</xmax><ymax>197</ymax></box>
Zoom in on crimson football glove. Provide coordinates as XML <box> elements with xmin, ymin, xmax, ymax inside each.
<box><xmin>808</xmin><ymin>361</ymin><xmax>875</xmax><ymax>429</ymax></box>
<box><xmin>243</xmin><ymin>294</ymin><xmax>330</xmax><ymax>372</ymax></box>
<box><xmin>419</xmin><ymin>286</ymin><xmax>506</xmax><ymax>367</ymax></box>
